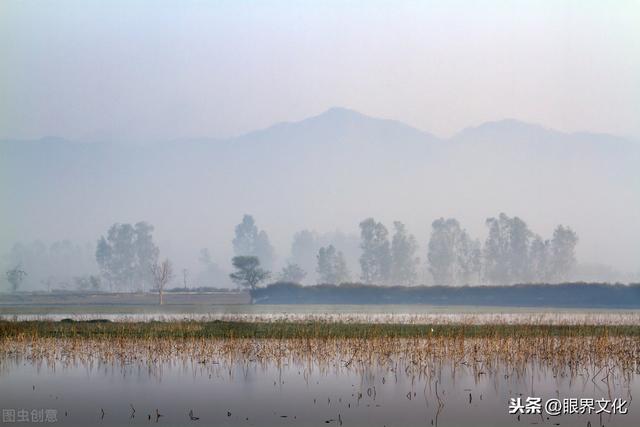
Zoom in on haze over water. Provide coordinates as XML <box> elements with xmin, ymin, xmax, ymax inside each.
<box><xmin>1</xmin><ymin>339</ymin><xmax>637</xmax><ymax>427</ymax></box>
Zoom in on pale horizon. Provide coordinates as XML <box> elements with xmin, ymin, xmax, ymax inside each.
<box><xmin>4</xmin><ymin>107</ymin><xmax>638</xmax><ymax>144</ymax></box>
<box><xmin>1</xmin><ymin>1</ymin><xmax>639</xmax><ymax>142</ymax></box>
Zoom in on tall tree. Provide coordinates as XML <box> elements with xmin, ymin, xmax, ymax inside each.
<box><xmin>133</xmin><ymin>222</ymin><xmax>160</xmax><ymax>291</ymax></box>
<box><xmin>232</xmin><ymin>214</ymin><xmax>259</xmax><ymax>256</ymax></box>
<box><xmin>290</xmin><ymin>230</ymin><xmax>319</xmax><ymax>281</ymax></box>
<box><xmin>255</xmin><ymin>230</ymin><xmax>275</xmax><ymax>270</ymax></box>
<box><xmin>333</xmin><ymin>251</ymin><xmax>350</xmax><ymax>285</ymax></box>
<box><xmin>390</xmin><ymin>221</ymin><xmax>419</xmax><ymax>285</ymax></box>
<box><xmin>317</xmin><ymin>245</ymin><xmax>350</xmax><ymax>284</ymax></box>
<box><xmin>96</xmin><ymin>224</ymin><xmax>136</xmax><ymax>291</ymax></box>
<box><xmin>483</xmin><ymin>213</ymin><xmax>532</xmax><ymax>285</ymax></box>
<box><xmin>427</xmin><ymin>218</ymin><xmax>459</xmax><ymax>286</ymax></box>
<box><xmin>95</xmin><ymin>222</ymin><xmax>159</xmax><ymax>291</ymax></box>
<box><xmin>95</xmin><ymin>237</ymin><xmax>113</xmax><ymax>290</ymax></box>
<box><xmin>528</xmin><ymin>236</ymin><xmax>550</xmax><ymax>283</ymax></box>
<box><xmin>549</xmin><ymin>225</ymin><xmax>578</xmax><ymax>281</ymax></box>
<box><xmin>427</xmin><ymin>218</ymin><xmax>481</xmax><ymax>286</ymax></box>
<box><xmin>508</xmin><ymin>215</ymin><xmax>531</xmax><ymax>282</ymax></box>
<box><xmin>229</xmin><ymin>256</ymin><xmax>270</xmax><ymax>290</ymax></box>
<box><xmin>196</xmin><ymin>248</ymin><xmax>228</xmax><ymax>288</ymax></box>
<box><xmin>454</xmin><ymin>233</ymin><xmax>482</xmax><ymax>285</ymax></box>
<box><xmin>232</xmin><ymin>214</ymin><xmax>275</xmax><ymax>269</ymax></box>
<box><xmin>359</xmin><ymin>218</ymin><xmax>391</xmax><ymax>284</ymax></box>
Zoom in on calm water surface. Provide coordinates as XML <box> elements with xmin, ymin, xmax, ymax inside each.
<box><xmin>1</xmin><ymin>352</ymin><xmax>637</xmax><ymax>427</ymax></box>
<box><xmin>1</xmin><ymin>305</ymin><xmax>638</xmax><ymax>426</ymax></box>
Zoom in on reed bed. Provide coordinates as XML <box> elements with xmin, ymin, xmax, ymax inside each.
<box><xmin>1</xmin><ymin>321</ymin><xmax>639</xmax><ymax>384</ymax></box>
<box><xmin>3</xmin><ymin>320</ymin><xmax>640</xmax><ymax>339</ymax></box>
<box><xmin>1</xmin><ymin>335</ymin><xmax>639</xmax><ymax>386</ymax></box>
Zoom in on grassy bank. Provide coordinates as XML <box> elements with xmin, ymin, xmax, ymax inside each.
<box><xmin>3</xmin><ymin>320</ymin><xmax>640</xmax><ymax>340</ymax></box>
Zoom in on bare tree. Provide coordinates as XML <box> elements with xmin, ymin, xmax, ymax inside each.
<box><xmin>151</xmin><ymin>259</ymin><xmax>173</xmax><ymax>305</ymax></box>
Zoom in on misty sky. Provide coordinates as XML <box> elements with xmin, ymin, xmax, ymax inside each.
<box><xmin>1</xmin><ymin>0</ymin><xmax>639</xmax><ymax>141</ymax></box>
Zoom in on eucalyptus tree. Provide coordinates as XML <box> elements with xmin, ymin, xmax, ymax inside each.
<box><xmin>290</xmin><ymin>230</ymin><xmax>320</xmax><ymax>281</ymax></box>
<box><xmin>427</xmin><ymin>218</ymin><xmax>480</xmax><ymax>286</ymax></box>
<box><xmin>390</xmin><ymin>221</ymin><xmax>419</xmax><ymax>286</ymax></box>
<box><xmin>232</xmin><ymin>214</ymin><xmax>275</xmax><ymax>270</ymax></box>
<box><xmin>359</xmin><ymin>218</ymin><xmax>391</xmax><ymax>284</ymax></box>
<box><xmin>317</xmin><ymin>245</ymin><xmax>350</xmax><ymax>284</ymax></box>
<box><xmin>549</xmin><ymin>225</ymin><xmax>578</xmax><ymax>281</ymax></box>
<box><xmin>483</xmin><ymin>213</ymin><xmax>532</xmax><ymax>285</ymax></box>
<box><xmin>95</xmin><ymin>221</ymin><xmax>159</xmax><ymax>292</ymax></box>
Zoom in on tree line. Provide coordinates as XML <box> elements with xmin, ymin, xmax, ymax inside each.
<box><xmin>428</xmin><ymin>213</ymin><xmax>577</xmax><ymax>286</ymax></box>
<box><xmin>228</xmin><ymin>212</ymin><xmax>577</xmax><ymax>289</ymax></box>
<box><xmin>3</xmin><ymin>212</ymin><xmax>578</xmax><ymax>294</ymax></box>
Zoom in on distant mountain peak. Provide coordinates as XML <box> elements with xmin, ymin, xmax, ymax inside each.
<box><xmin>303</xmin><ymin>106</ymin><xmax>398</xmax><ymax>125</ymax></box>
<box><xmin>321</xmin><ymin>106</ymin><xmax>365</xmax><ymax>117</ymax></box>
<box><xmin>234</xmin><ymin>107</ymin><xmax>436</xmax><ymax>144</ymax></box>
<box><xmin>297</xmin><ymin>106</ymin><xmax>371</xmax><ymax>127</ymax></box>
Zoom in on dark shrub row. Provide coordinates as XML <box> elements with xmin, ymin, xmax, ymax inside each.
<box><xmin>251</xmin><ymin>282</ymin><xmax>640</xmax><ymax>308</ymax></box>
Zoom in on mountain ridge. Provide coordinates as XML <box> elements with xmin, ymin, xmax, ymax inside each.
<box><xmin>2</xmin><ymin>107</ymin><xmax>636</xmax><ymax>146</ymax></box>
<box><xmin>2</xmin><ymin>106</ymin><xmax>639</xmax><ymax>277</ymax></box>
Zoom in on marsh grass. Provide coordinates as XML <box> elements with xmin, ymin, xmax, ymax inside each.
<box><xmin>1</xmin><ymin>319</ymin><xmax>638</xmax><ymax>427</ymax></box>
<box><xmin>2</xmin><ymin>320</ymin><xmax>639</xmax><ymax>389</ymax></box>
<box><xmin>2</xmin><ymin>320</ymin><xmax>640</xmax><ymax>339</ymax></box>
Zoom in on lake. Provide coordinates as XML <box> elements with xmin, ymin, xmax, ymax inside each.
<box><xmin>1</xmin><ymin>306</ymin><xmax>638</xmax><ymax>426</ymax></box>
<box><xmin>1</xmin><ymin>342</ymin><xmax>637</xmax><ymax>427</ymax></box>
<box><xmin>1</xmin><ymin>333</ymin><xmax>638</xmax><ymax>427</ymax></box>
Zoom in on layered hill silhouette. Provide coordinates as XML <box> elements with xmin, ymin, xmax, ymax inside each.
<box><xmin>2</xmin><ymin>108</ymin><xmax>639</xmax><ymax>275</ymax></box>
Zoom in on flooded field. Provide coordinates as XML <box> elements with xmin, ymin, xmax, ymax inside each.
<box><xmin>1</xmin><ymin>314</ymin><xmax>640</xmax><ymax>427</ymax></box>
<box><xmin>2</xmin><ymin>308</ymin><xmax>639</xmax><ymax>426</ymax></box>
<box><xmin>0</xmin><ymin>335</ymin><xmax>638</xmax><ymax>427</ymax></box>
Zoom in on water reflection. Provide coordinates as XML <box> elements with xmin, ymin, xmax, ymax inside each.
<box><xmin>1</xmin><ymin>337</ymin><xmax>637</xmax><ymax>427</ymax></box>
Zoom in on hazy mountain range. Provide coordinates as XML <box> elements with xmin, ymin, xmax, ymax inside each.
<box><xmin>2</xmin><ymin>107</ymin><xmax>639</xmax><ymax>282</ymax></box>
